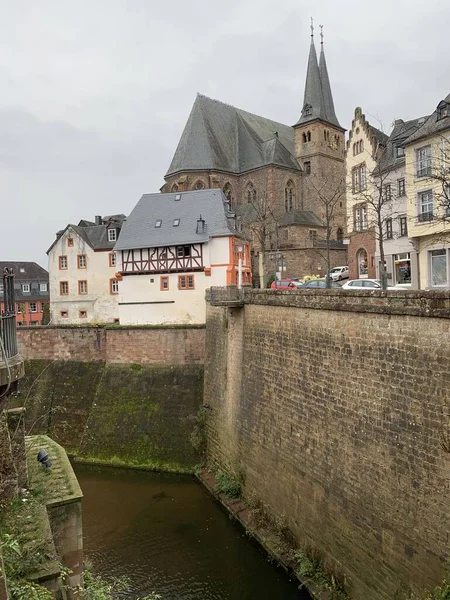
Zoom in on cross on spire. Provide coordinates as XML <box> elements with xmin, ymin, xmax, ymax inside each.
<box><xmin>310</xmin><ymin>17</ymin><xmax>314</xmax><ymax>38</ymax></box>
<box><xmin>320</xmin><ymin>24</ymin><xmax>324</xmax><ymax>45</ymax></box>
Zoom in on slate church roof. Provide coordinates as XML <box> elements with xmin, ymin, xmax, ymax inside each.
<box><xmin>115</xmin><ymin>189</ymin><xmax>241</xmax><ymax>251</ymax></box>
<box><xmin>166</xmin><ymin>94</ymin><xmax>301</xmax><ymax>177</ymax></box>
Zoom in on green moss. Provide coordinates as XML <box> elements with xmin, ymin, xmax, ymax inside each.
<box><xmin>131</xmin><ymin>363</ymin><xmax>142</xmax><ymax>371</ymax></box>
<box><xmin>72</xmin><ymin>453</ymin><xmax>192</xmax><ymax>474</ymax></box>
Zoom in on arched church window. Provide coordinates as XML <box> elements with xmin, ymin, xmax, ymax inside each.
<box><xmin>194</xmin><ymin>180</ymin><xmax>205</xmax><ymax>190</ymax></box>
<box><xmin>285</xmin><ymin>181</ymin><xmax>295</xmax><ymax>212</ymax></box>
<box><xmin>171</xmin><ymin>183</ymin><xmax>179</xmax><ymax>192</ymax></box>
<box><xmin>307</xmin><ymin>131</ymin><xmax>311</xmax><ymax>142</ymax></box>
<box><xmin>324</xmin><ymin>130</ymin><xmax>327</xmax><ymax>141</ymax></box>
<box><xmin>223</xmin><ymin>182</ymin><xmax>233</xmax><ymax>206</ymax></box>
<box><xmin>245</xmin><ymin>182</ymin><xmax>256</xmax><ymax>204</ymax></box>
<box><xmin>302</xmin><ymin>133</ymin><xmax>307</xmax><ymax>143</ymax></box>
<box><xmin>337</xmin><ymin>227</ymin><xmax>343</xmax><ymax>243</ymax></box>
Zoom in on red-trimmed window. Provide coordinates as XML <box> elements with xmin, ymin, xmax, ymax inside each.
<box><xmin>78</xmin><ymin>280</ymin><xmax>88</xmax><ymax>295</ymax></box>
<box><xmin>110</xmin><ymin>278</ymin><xmax>119</xmax><ymax>294</ymax></box>
<box><xmin>59</xmin><ymin>255</ymin><xmax>68</xmax><ymax>270</ymax></box>
<box><xmin>78</xmin><ymin>254</ymin><xmax>87</xmax><ymax>269</ymax></box>
<box><xmin>79</xmin><ymin>310</ymin><xmax>87</xmax><ymax>318</ymax></box>
<box><xmin>178</xmin><ymin>275</ymin><xmax>195</xmax><ymax>290</ymax></box>
<box><xmin>60</xmin><ymin>311</ymin><xmax>68</xmax><ymax>318</ymax></box>
<box><xmin>109</xmin><ymin>252</ymin><xmax>116</xmax><ymax>267</ymax></box>
<box><xmin>67</xmin><ymin>238</ymin><xmax>74</xmax><ymax>247</ymax></box>
<box><xmin>160</xmin><ymin>276</ymin><xmax>169</xmax><ymax>291</ymax></box>
<box><xmin>60</xmin><ymin>281</ymin><xmax>69</xmax><ymax>295</ymax></box>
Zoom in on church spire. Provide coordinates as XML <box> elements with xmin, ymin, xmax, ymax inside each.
<box><xmin>319</xmin><ymin>26</ymin><xmax>341</xmax><ymax>128</ymax></box>
<box><xmin>295</xmin><ymin>22</ymin><xmax>342</xmax><ymax>129</ymax></box>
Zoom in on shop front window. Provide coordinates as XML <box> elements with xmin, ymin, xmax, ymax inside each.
<box><xmin>357</xmin><ymin>248</ymin><xmax>368</xmax><ymax>277</ymax></box>
<box><xmin>394</xmin><ymin>253</ymin><xmax>411</xmax><ymax>285</ymax></box>
<box><xmin>430</xmin><ymin>249</ymin><xmax>448</xmax><ymax>287</ymax></box>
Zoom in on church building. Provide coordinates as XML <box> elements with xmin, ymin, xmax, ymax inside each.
<box><xmin>162</xmin><ymin>25</ymin><xmax>347</xmax><ymax>283</ymax></box>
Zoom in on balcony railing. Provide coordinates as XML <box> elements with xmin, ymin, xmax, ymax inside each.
<box><xmin>417</xmin><ymin>211</ymin><xmax>434</xmax><ymax>223</ymax></box>
<box><xmin>0</xmin><ymin>269</ymin><xmax>18</xmax><ymax>360</ymax></box>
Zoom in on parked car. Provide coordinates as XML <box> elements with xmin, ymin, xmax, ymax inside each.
<box><xmin>328</xmin><ymin>266</ymin><xmax>349</xmax><ymax>281</ymax></box>
<box><xmin>270</xmin><ymin>279</ymin><xmax>304</xmax><ymax>290</ymax></box>
<box><xmin>341</xmin><ymin>279</ymin><xmax>383</xmax><ymax>290</ymax></box>
<box><xmin>300</xmin><ymin>279</ymin><xmax>341</xmax><ymax>289</ymax></box>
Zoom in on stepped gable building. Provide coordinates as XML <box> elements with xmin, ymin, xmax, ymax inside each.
<box><xmin>162</xmin><ymin>25</ymin><xmax>347</xmax><ymax>281</ymax></box>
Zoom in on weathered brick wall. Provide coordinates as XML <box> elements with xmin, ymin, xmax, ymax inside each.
<box><xmin>17</xmin><ymin>325</ymin><xmax>205</xmax><ymax>365</ymax></box>
<box><xmin>205</xmin><ymin>289</ymin><xmax>450</xmax><ymax>600</ymax></box>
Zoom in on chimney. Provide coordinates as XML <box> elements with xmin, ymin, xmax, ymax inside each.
<box><xmin>95</xmin><ymin>215</ymin><xmax>102</xmax><ymax>225</ymax></box>
<box><xmin>56</xmin><ymin>230</ymin><xmax>64</xmax><ymax>239</ymax></box>
<box><xmin>196</xmin><ymin>215</ymin><xmax>206</xmax><ymax>234</ymax></box>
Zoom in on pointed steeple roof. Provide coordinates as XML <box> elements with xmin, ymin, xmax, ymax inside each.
<box><xmin>295</xmin><ymin>28</ymin><xmax>342</xmax><ymax>130</ymax></box>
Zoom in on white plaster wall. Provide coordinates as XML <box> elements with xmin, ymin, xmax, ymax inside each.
<box><xmin>49</xmin><ymin>228</ymin><xmax>119</xmax><ymax>324</ymax></box>
<box><xmin>117</xmin><ymin>238</ymin><xmax>237</xmax><ymax>325</ymax></box>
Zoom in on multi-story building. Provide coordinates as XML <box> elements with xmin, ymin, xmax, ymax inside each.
<box><xmin>404</xmin><ymin>93</ymin><xmax>450</xmax><ymax>289</ymax></box>
<box><xmin>373</xmin><ymin>118</ymin><xmax>426</xmax><ymax>288</ymax></box>
<box><xmin>345</xmin><ymin>108</ymin><xmax>388</xmax><ymax>280</ymax></box>
<box><xmin>115</xmin><ymin>189</ymin><xmax>251</xmax><ymax>324</ymax></box>
<box><xmin>161</xmin><ymin>27</ymin><xmax>347</xmax><ymax>283</ymax></box>
<box><xmin>47</xmin><ymin>215</ymin><xmax>125</xmax><ymax>324</ymax></box>
<box><xmin>0</xmin><ymin>262</ymin><xmax>49</xmax><ymax>325</ymax></box>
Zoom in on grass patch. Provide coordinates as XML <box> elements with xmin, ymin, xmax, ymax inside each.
<box><xmin>295</xmin><ymin>549</ymin><xmax>348</xmax><ymax>599</ymax></box>
<box><xmin>215</xmin><ymin>470</ymin><xmax>241</xmax><ymax>499</ymax></box>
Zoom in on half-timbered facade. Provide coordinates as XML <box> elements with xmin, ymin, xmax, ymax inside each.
<box><xmin>115</xmin><ymin>189</ymin><xmax>251</xmax><ymax>325</ymax></box>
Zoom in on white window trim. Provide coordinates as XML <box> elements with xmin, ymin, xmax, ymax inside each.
<box><xmin>108</xmin><ymin>228</ymin><xmax>117</xmax><ymax>242</ymax></box>
<box><xmin>22</xmin><ymin>284</ymin><xmax>30</xmax><ymax>293</ymax></box>
<box><xmin>428</xmin><ymin>247</ymin><xmax>449</xmax><ymax>288</ymax></box>
<box><xmin>39</xmin><ymin>283</ymin><xmax>48</xmax><ymax>292</ymax></box>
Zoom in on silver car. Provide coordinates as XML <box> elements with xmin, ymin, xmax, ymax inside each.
<box><xmin>328</xmin><ymin>266</ymin><xmax>349</xmax><ymax>281</ymax></box>
<box><xmin>341</xmin><ymin>279</ymin><xmax>382</xmax><ymax>290</ymax></box>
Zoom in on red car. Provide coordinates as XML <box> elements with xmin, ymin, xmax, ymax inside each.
<box><xmin>270</xmin><ymin>279</ymin><xmax>302</xmax><ymax>290</ymax></box>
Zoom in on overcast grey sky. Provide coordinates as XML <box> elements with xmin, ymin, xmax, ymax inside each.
<box><xmin>1</xmin><ymin>0</ymin><xmax>449</xmax><ymax>268</ymax></box>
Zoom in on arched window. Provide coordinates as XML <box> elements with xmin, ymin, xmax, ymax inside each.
<box><xmin>171</xmin><ymin>183</ymin><xmax>179</xmax><ymax>192</ymax></box>
<box><xmin>360</xmin><ymin>140</ymin><xmax>364</xmax><ymax>153</ymax></box>
<box><xmin>223</xmin><ymin>182</ymin><xmax>233</xmax><ymax>206</ymax></box>
<box><xmin>285</xmin><ymin>181</ymin><xmax>295</xmax><ymax>212</ymax></box>
<box><xmin>357</xmin><ymin>248</ymin><xmax>368</xmax><ymax>277</ymax></box>
<box><xmin>307</xmin><ymin>131</ymin><xmax>311</xmax><ymax>142</ymax></box>
<box><xmin>324</xmin><ymin>130</ymin><xmax>327</xmax><ymax>141</ymax></box>
<box><xmin>302</xmin><ymin>132</ymin><xmax>307</xmax><ymax>143</ymax></box>
<box><xmin>194</xmin><ymin>180</ymin><xmax>205</xmax><ymax>190</ymax></box>
<box><xmin>335</xmin><ymin>135</ymin><xmax>340</xmax><ymax>147</ymax></box>
<box><xmin>245</xmin><ymin>182</ymin><xmax>256</xmax><ymax>204</ymax></box>
<box><xmin>336</xmin><ymin>227</ymin><xmax>343</xmax><ymax>243</ymax></box>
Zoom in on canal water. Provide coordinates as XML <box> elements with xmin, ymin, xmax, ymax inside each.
<box><xmin>75</xmin><ymin>464</ymin><xmax>310</xmax><ymax>600</ymax></box>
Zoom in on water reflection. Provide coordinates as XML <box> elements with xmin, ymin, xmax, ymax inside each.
<box><xmin>75</xmin><ymin>465</ymin><xmax>309</xmax><ymax>600</ymax></box>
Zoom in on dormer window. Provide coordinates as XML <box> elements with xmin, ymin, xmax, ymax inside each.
<box><xmin>155</xmin><ymin>220</ymin><xmax>162</xmax><ymax>228</ymax></box>
<box><xmin>396</xmin><ymin>146</ymin><xmax>405</xmax><ymax>158</ymax></box>
<box><xmin>173</xmin><ymin>219</ymin><xmax>180</xmax><ymax>227</ymax></box>
<box><xmin>302</xmin><ymin>103</ymin><xmax>312</xmax><ymax>117</ymax></box>
<box><xmin>108</xmin><ymin>229</ymin><xmax>117</xmax><ymax>242</ymax></box>
<box><xmin>437</xmin><ymin>102</ymin><xmax>450</xmax><ymax>120</ymax></box>
<box><xmin>22</xmin><ymin>284</ymin><xmax>30</xmax><ymax>293</ymax></box>
<box><xmin>175</xmin><ymin>194</ymin><xmax>181</xmax><ymax>201</ymax></box>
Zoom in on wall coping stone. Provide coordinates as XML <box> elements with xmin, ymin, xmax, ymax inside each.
<box><xmin>207</xmin><ymin>287</ymin><xmax>450</xmax><ymax>318</ymax></box>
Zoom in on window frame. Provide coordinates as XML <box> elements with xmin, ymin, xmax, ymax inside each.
<box><xmin>60</xmin><ymin>281</ymin><xmax>69</xmax><ymax>295</ymax></box>
<box><xmin>22</xmin><ymin>283</ymin><xmax>30</xmax><ymax>293</ymax></box>
<box><xmin>107</xmin><ymin>228</ymin><xmax>117</xmax><ymax>242</ymax></box>
<box><xmin>39</xmin><ymin>283</ymin><xmax>48</xmax><ymax>292</ymax></box>
<box><xmin>40</xmin><ymin>302</ymin><xmax>46</xmax><ymax>313</ymax></box>
<box><xmin>78</xmin><ymin>280</ymin><xmax>88</xmax><ymax>295</ymax></box>
<box><xmin>79</xmin><ymin>310</ymin><xmax>87</xmax><ymax>319</ymax></box>
<box><xmin>77</xmin><ymin>254</ymin><xmax>87</xmax><ymax>269</ymax></box>
<box><xmin>178</xmin><ymin>275</ymin><xmax>195</xmax><ymax>290</ymax></box>
<box><xmin>110</xmin><ymin>278</ymin><xmax>119</xmax><ymax>294</ymax></box>
<box><xmin>29</xmin><ymin>302</ymin><xmax>37</xmax><ymax>313</ymax></box>
<box><xmin>399</xmin><ymin>216</ymin><xmax>408</xmax><ymax>237</ymax></box>
<box><xmin>67</xmin><ymin>237</ymin><xmax>74</xmax><ymax>247</ymax></box>
<box><xmin>59</xmin><ymin>255</ymin><xmax>68</xmax><ymax>270</ymax></box>
<box><xmin>398</xmin><ymin>178</ymin><xmax>405</xmax><ymax>197</ymax></box>
<box><xmin>385</xmin><ymin>217</ymin><xmax>393</xmax><ymax>240</ymax></box>
<box><xmin>160</xmin><ymin>276</ymin><xmax>169</xmax><ymax>291</ymax></box>
<box><xmin>60</xmin><ymin>311</ymin><xmax>69</xmax><ymax>319</ymax></box>
<box><xmin>416</xmin><ymin>145</ymin><xmax>432</xmax><ymax>178</ymax></box>
<box><xmin>429</xmin><ymin>248</ymin><xmax>448</xmax><ymax>288</ymax></box>
<box><xmin>109</xmin><ymin>252</ymin><xmax>116</xmax><ymax>267</ymax></box>
<box><xmin>418</xmin><ymin>189</ymin><xmax>434</xmax><ymax>222</ymax></box>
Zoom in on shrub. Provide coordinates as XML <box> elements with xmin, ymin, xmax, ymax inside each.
<box><xmin>215</xmin><ymin>470</ymin><xmax>241</xmax><ymax>499</ymax></box>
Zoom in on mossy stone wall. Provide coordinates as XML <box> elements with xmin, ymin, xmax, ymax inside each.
<box><xmin>13</xmin><ymin>360</ymin><xmax>203</xmax><ymax>471</ymax></box>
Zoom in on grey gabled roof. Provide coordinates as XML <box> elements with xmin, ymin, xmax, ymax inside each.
<box><xmin>0</xmin><ymin>262</ymin><xmax>48</xmax><ymax>281</ymax></box>
<box><xmin>295</xmin><ymin>39</ymin><xmax>342</xmax><ymax>130</ymax></box>
<box><xmin>279</xmin><ymin>210</ymin><xmax>325</xmax><ymax>228</ymax></box>
<box><xmin>166</xmin><ymin>94</ymin><xmax>301</xmax><ymax>176</ymax></box>
<box><xmin>46</xmin><ymin>214</ymin><xmax>126</xmax><ymax>255</ymax></box>
<box><xmin>377</xmin><ymin>117</ymin><xmax>428</xmax><ymax>173</ymax></box>
<box><xmin>404</xmin><ymin>93</ymin><xmax>450</xmax><ymax>145</ymax></box>
<box><xmin>114</xmin><ymin>189</ymin><xmax>240</xmax><ymax>251</ymax></box>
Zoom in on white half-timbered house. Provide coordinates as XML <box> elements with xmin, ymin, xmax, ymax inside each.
<box><xmin>114</xmin><ymin>189</ymin><xmax>251</xmax><ymax>324</ymax></box>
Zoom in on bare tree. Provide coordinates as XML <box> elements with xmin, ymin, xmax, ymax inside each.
<box><xmin>306</xmin><ymin>175</ymin><xmax>346</xmax><ymax>287</ymax></box>
<box><xmin>236</xmin><ymin>191</ymin><xmax>283</xmax><ymax>288</ymax></box>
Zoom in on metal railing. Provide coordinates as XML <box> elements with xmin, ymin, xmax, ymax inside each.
<box><xmin>0</xmin><ymin>269</ymin><xmax>18</xmax><ymax>359</ymax></box>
